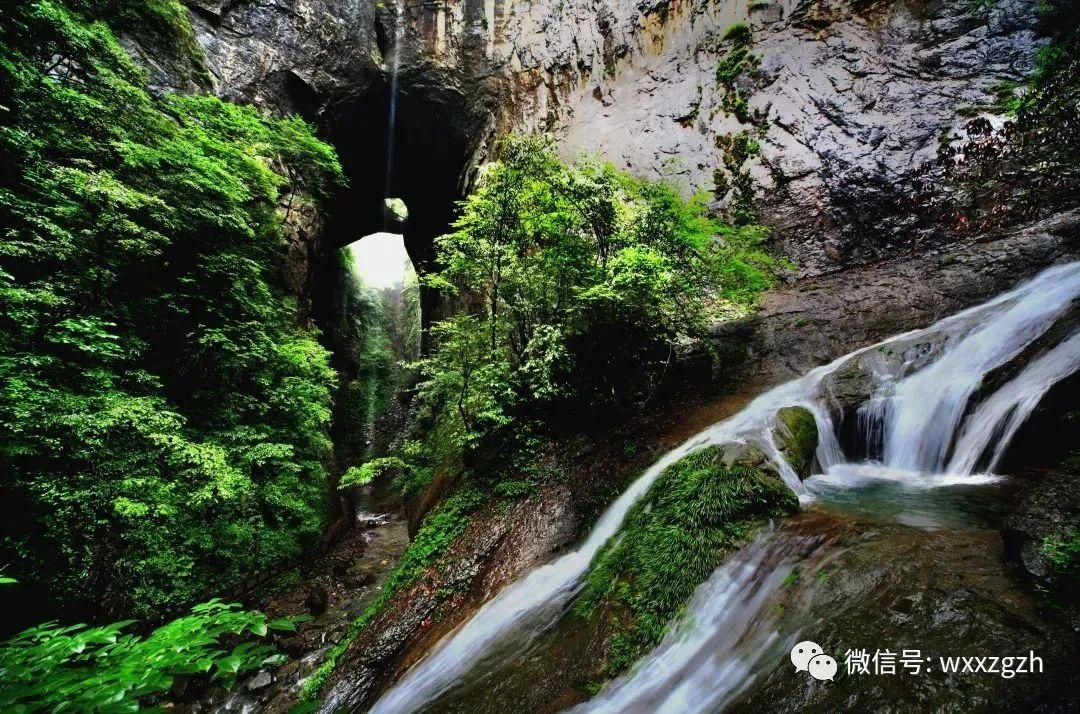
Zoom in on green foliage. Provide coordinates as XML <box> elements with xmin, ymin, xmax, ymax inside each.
<box><xmin>0</xmin><ymin>600</ymin><xmax>297</xmax><ymax>711</ymax></box>
<box><xmin>339</xmin><ymin>256</ymin><xmax>397</xmax><ymax>458</ymax></box>
<box><xmin>0</xmin><ymin>0</ymin><xmax>344</xmax><ymax>619</ymax></box>
<box><xmin>575</xmin><ymin>446</ymin><xmax>798</xmax><ymax>677</ymax></box>
<box><xmin>1041</xmin><ymin>528</ymin><xmax>1080</xmax><ymax>578</ymax></box>
<box><xmin>944</xmin><ymin>2</ymin><xmax>1079</xmax><ymax>229</ymax></box>
<box><xmin>716</xmin><ymin>46</ymin><xmax>750</xmax><ymax>88</ymax></box>
<box><xmin>494</xmin><ymin>479</ymin><xmax>535</xmax><ymax>499</ymax></box>
<box><xmin>301</xmin><ymin>489</ymin><xmax>484</xmax><ymax>699</ymax></box>
<box><xmin>722</xmin><ymin>22</ymin><xmax>752</xmax><ymax>46</ymax></box>
<box><xmin>337</xmin><ymin>247</ymin><xmax>420</xmax><ymax>470</ymax></box>
<box><xmin>339</xmin><ymin>457</ymin><xmax>408</xmax><ymax>489</ymax></box>
<box><xmin>397</xmin><ymin>136</ymin><xmax>777</xmax><ymax>495</ymax></box>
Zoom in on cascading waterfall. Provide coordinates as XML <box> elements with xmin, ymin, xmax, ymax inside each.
<box><xmin>880</xmin><ymin>262</ymin><xmax>1080</xmax><ymax>472</ymax></box>
<box><xmin>383</xmin><ymin>2</ymin><xmax>404</xmax><ymax>215</ymax></box>
<box><xmin>365</xmin><ymin>261</ymin><xmax>1079</xmax><ymax>714</ymax></box>
<box><xmin>367</xmin><ymin>368</ymin><xmax>828</xmax><ymax>713</ymax></box>
<box><xmin>946</xmin><ymin>331</ymin><xmax>1080</xmax><ymax>475</ymax></box>
<box><xmin>573</xmin><ymin>261</ymin><xmax>1079</xmax><ymax>714</ymax></box>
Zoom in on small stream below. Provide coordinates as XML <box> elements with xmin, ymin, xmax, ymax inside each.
<box><xmin>203</xmin><ymin>480</ymin><xmax>410</xmax><ymax>714</ymax></box>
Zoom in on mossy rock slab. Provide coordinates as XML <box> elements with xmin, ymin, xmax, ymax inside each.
<box><xmin>576</xmin><ymin>444</ymin><xmax>799</xmax><ymax>678</ymax></box>
<box><xmin>776</xmin><ymin>406</ymin><xmax>819</xmax><ymax>479</ymax></box>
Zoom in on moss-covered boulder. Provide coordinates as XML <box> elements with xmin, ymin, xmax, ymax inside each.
<box><xmin>776</xmin><ymin>406</ymin><xmax>819</xmax><ymax>479</ymax></box>
<box><xmin>1004</xmin><ymin>452</ymin><xmax>1080</xmax><ymax>630</ymax></box>
<box><xmin>575</xmin><ymin>445</ymin><xmax>799</xmax><ymax>678</ymax></box>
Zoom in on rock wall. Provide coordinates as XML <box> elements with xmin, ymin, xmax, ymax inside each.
<box><xmin>165</xmin><ymin>0</ymin><xmax>1050</xmax><ymax>278</ymax></box>
<box><xmin>528</xmin><ymin>0</ymin><xmax>1046</xmax><ymax>274</ymax></box>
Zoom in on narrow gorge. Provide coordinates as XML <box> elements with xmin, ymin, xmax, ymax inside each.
<box><xmin>0</xmin><ymin>0</ymin><xmax>1077</xmax><ymax>712</ymax></box>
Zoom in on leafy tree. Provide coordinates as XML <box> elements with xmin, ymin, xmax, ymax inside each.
<box><xmin>405</xmin><ymin>135</ymin><xmax>778</xmax><ymax>494</ymax></box>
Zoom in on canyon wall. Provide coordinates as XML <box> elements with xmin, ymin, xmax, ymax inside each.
<box><xmin>158</xmin><ymin>0</ymin><xmax>1049</xmax><ymax>276</ymax></box>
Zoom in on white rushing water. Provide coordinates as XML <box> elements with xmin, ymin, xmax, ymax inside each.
<box><xmin>947</xmin><ymin>331</ymin><xmax>1080</xmax><ymax>475</ymax></box>
<box><xmin>366</xmin><ymin>261</ymin><xmax>1080</xmax><ymax>714</ymax></box>
<box><xmin>881</xmin><ymin>262</ymin><xmax>1080</xmax><ymax>472</ymax></box>
<box><xmin>383</xmin><ymin>3</ymin><xmax>404</xmax><ymax>207</ymax></box>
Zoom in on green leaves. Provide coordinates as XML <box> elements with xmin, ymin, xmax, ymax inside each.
<box><xmin>339</xmin><ymin>457</ymin><xmax>408</xmax><ymax>490</ymax></box>
<box><xmin>1041</xmin><ymin>527</ymin><xmax>1080</xmax><ymax>577</ymax></box>
<box><xmin>0</xmin><ymin>601</ymin><xmax>283</xmax><ymax>712</ymax></box>
<box><xmin>0</xmin><ymin>0</ymin><xmax>341</xmax><ymax>619</ymax></box>
<box><xmin>396</xmin><ymin>134</ymin><xmax>778</xmax><ymax>504</ymax></box>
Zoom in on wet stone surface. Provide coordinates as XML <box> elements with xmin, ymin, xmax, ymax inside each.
<box><xmin>181</xmin><ymin>510</ymin><xmax>410</xmax><ymax>714</ymax></box>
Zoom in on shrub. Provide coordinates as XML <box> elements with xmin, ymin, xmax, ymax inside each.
<box><xmin>0</xmin><ymin>0</ymin><xmax>344</xmax><ymax>619</ymax></box>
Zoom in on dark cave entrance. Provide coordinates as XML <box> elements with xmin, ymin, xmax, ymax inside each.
<box><xmin>306</xmin><ymin>66</ymin><xmax>488</xmax><ymax>509</ymax></box>
<box><xmin>309</xmin><ymin>67</ymin><xmax>486</xmax><ymax>361</ymax></box>
<box><xmin>321</xmin><ymin>77</ymin><xmax>480</xmax><ymax>280</ymax></box>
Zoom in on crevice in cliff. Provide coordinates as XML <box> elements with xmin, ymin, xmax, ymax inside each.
<box><xmin>301</xmin><ymin>64</ymin><xmax>488</xmax><ymax>526</ymax></box>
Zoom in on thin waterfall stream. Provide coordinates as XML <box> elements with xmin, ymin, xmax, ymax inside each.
<box><xmin>383</xmin><ymin>2</ymin><xmax>403</xmax><ymax>224</ymax></box>
<box><xmin>362</xmin><ymin>261</ymin><xmax>1080</xmax><ymax>713</ymax></box>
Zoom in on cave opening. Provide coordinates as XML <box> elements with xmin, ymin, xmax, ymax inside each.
<box><xmin>306</xmin><ymin>66</ymin><xmax>487</xmax><ymax>510</ymax></box>
<box><xmin>321</xmin><ymin>76</ymin><xmax>480</xmax><ymax>276</ymax></box>
<box><xmin>347</xmin><ymin>231</ymin><xmax>413</xmax><ymax>289</ymax></box>
<box><xmin>308</xmin><ymin>63</ymin><xmax>485</xmax><ymax>356</ymax></box>
<box><xmin>307</xmin><ymin>66</ymin><xmax>488</xmax><ymax>386</ymax></box>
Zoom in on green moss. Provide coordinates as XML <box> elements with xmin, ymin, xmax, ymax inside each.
<box><xmin>717</xmin><ymin>130</ymin><xmax>761</xmax><ymax>168</ymax></box>
<box><xmin>575</xmin><ymin>445</ymin><xmax>798</xmax><ymax>678</ymax></box>
<box><xmin>776</xmin><ymin>406</ymin><xmax>818</xmax><ymax>478</ymax></box>
<box><xmin>713</xmin><ymin>167</ymin><xmax>731</xmax><ymax>197</ymax></box>
<box><xmin>119</xmin><ymin>0</ymin><xmax>212</xmax><ymax>85</ymax></box>
<box><xmin>722</xmin><ymin>22</ymin><xmax>752</xmax><ymax>47</ymax></box>
<box><xmin>301</xmin><ymin>489</ymin><xmax>485</xmax><ymax>700</ymax></box>
<box><xmin>494</xmin><ymin>479</ymin><xmax>535</xmax><ymax>499</ymax></box>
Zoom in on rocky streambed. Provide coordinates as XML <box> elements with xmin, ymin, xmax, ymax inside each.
<box><xmin>181</xmin><ymin>509</ymin><xmax>410</xmax><ymax>713</ymax></box>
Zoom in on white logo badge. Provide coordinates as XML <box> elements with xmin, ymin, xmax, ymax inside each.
<box><xmin>791</xmin><ymin>641</ymin><xmax>837</xmax><ymax>681</ymax></box>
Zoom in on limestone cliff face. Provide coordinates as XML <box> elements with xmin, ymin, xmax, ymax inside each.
<box><xmin>510</xmin><ymin>0</ymin><xmax>1045</xmax><ymax>274</ymax></box>
<box><xmin>169</xmin><ymin>0</ymin><xmax>1047</xmax><ymax>278</ymax></box>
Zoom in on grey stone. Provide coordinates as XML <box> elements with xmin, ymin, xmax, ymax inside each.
<box><xmin>247</xmin><ymin>670</ymin><xmax>273</xmax><ymax>691</ymax></box>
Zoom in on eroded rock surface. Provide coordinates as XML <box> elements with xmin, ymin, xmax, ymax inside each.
<box><xmin>166</xmin><ymin>0</ymin><xmax>1054</xmax><ymax>274</ymax></box>
<box><xmin>538</xmin><ymin>0</ymin><xmax>1046</xmax><ymax>272</ymax></box>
